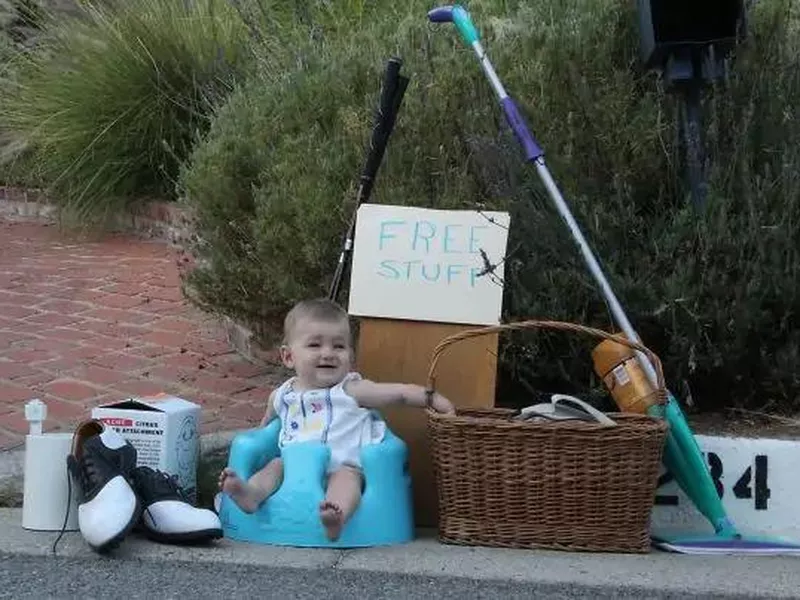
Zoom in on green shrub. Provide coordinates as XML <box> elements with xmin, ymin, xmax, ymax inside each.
<box><xmin>0</xmin><ymin>0</ymin><xmax>250</xmax><ymax>223</ymax></box>
<box><xmin>0</xmin><ymin>0</ymin><xmax>44</xmax><ymax>48</ymax></box>
<box><xmin>1</xmin><ymin>0</ymin><xmax>46</xmax><ymax>183</ymax></box>
<box><xmin>182</xmin><ymin>0</ymin><xmax>800</xmax><ymax>414</ymax></box>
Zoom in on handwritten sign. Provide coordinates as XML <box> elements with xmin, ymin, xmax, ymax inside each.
<box><xmin>348</xmin><ymin>204</ymin><xmax>510</xmax><ymax>325</ymax></box>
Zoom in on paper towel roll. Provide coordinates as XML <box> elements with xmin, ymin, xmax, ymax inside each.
<box><xmin>22</xmin><ymin>432</ymin><xmax>79</xmax><ymax>532</ymax></box>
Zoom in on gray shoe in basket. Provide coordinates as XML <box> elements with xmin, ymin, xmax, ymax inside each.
<box><xmin>515</xmin><ymin>394</ymin><xmax>616</xmax><ymax>426</ymax></box>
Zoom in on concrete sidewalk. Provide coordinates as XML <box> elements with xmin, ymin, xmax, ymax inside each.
<box><xmin>1</xmin><ymin>508</ymin><xmax>799</xmax><ymax>598</ymax></box>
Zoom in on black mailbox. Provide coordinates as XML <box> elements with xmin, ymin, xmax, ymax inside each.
<box><xmin>637</xmin><ymin>0</ymin><xmax>746</xmax><ymax>70</ymax></box>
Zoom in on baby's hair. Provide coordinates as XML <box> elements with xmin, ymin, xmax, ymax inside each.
<box><xmin>283</xmin><ymin>298</ymin><xmax>350</xmax><ymax>343</ymax></box>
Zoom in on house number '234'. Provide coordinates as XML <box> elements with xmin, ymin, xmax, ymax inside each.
<box><xmin>655</xmin><ymin>453</ymin><xmax>771</xmax><ymax>510</ymax></box>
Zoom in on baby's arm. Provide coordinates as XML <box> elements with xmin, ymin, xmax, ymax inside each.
<box><xmin>345</xmin><ymin>379</ymin><xmax>455</xmax><ymax>414</ymax></box>
<box><xmin>259</xmin><ymin>390</ymin><xmax>278</xmax><ymax>427</ymax></box>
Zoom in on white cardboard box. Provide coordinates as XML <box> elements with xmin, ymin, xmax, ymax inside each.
<box><xmin>91</xmin><ymin>393</ymin><xmax>201</xmax><ymax>502</ymax></box>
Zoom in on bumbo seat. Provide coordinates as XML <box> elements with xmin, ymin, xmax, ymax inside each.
<box><xmin>218</xmin><ymin>419</ymin><xmax>414</xmax><ymax>548</ymax></box>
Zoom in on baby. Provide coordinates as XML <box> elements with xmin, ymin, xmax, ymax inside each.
<box><xmin>218</xmin><ymin>297</ymin><xmax>455</xmax><ymax>541</ymax></box>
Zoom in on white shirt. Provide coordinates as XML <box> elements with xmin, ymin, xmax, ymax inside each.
<box><xmin>272</xmin><ymin>372</ymin><xmax>386</xmax><ymax>472</ymax></box>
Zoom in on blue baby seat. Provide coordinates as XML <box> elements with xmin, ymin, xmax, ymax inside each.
<box><xmin>218</xmin><ymin>418</ymin><xmax>415</xmax><ymax>548</ymax></box>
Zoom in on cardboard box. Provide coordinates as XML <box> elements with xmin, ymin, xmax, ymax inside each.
<box><xmin>91</xmin><ymin>393</ymin><xmax>201</xmax><ymax>503</ymax></box>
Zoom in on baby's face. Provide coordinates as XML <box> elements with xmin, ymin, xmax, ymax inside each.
<box><xmin>281</xmin><ymin>318</ymin><xmax>352</xmax><ymax>389</ymax></box>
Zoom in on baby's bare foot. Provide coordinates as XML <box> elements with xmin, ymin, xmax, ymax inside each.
<box><xmin>219</xmin><ymin>467</ymin><xmax>262</xmax><ymax>514</ymax></box>
<box><xmin>320</xmin><ymin>501</ymin><xmax>344</xmax><ymax>541</ymax></box>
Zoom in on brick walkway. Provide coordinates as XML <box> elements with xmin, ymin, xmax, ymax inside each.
<box><xmin>0</xmin><ymin>218</ymin><xmax>285</xmax><ymax>451</ymax></box>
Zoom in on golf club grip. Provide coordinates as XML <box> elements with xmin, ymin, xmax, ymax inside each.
<box><xmin>371</xmin><ymin>74</ymin><xmax>409</xmax><ymax>167</ymax></box>
<box><xmin>379</xmin><ymin>57</ymin><xmax>403</xmax><ymax>116</ymax></box>
<box><xmin>352</xmin><ymin>72</ymin><xmax>409</xmax><ymax>235</ymax></box>
<box><xmin>359</xmin><ymin>60</ymin><xmax>405</xmax><ymax>201</ymax></box>
<box><xmin>390</xmin><ymin>75</ymin><xmax>410</xmax><ymax>123</ymax></box>
<box><xmin>348</xmin><ymin>74</ymin><xmax>408</xmax><ymax>240</ymax></box>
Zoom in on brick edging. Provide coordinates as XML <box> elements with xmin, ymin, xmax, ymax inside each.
<box><xmin>0</xmin><ymin>185</ymin><xmax>195</xmax><ymax>246</ymax></box>
<box><xmin>0</xmin><ymin>185</ymin><xmax>56</xmax><ymax>220</ymax></box>
<box><xmin>220</xmin><ymin>316</ymin><xmax>282</xmax><ymax>367</ymax></box>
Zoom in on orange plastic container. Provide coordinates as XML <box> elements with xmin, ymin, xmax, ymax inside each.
<box><xmin>592</xmin><ymin>338</ymin><xmax>660</xmax><ymax>414</ymax></box>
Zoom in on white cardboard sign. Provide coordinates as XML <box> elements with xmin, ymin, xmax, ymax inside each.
<box><xmin>650</xmin><ymin>434</ymin><xmax>800</xmax><ymax>540</ymax></box>
<box><xmin>348</xmin><ymin>204</ymin><xmax>510</xmax><ymax>325</ymax></box>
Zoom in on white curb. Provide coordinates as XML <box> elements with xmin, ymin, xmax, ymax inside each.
<box><xmin>650</xmin><ymin>434</ymin><xmax>800</xmax><ymax>540</ymax></box>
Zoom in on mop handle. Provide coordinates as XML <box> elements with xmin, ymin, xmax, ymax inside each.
<box><xmin>427</xmin><ymin>4</ymin><xmax>661</xmax><ymax>389</ymax></box>
<box><xmin>428</xmin><ymin>5</ymin><xmax>543</xmax><ymax>162</ymax></box>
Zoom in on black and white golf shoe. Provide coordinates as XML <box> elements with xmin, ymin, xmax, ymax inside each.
<box><xmin>131</xmin><ymin>466</ymin><xmax>222</xmax><ymax>544</ymax></box>
<box><xmin>66</xmin><ymin>420</ymin><xmax>141</xmax><ymax>553</ymax></box>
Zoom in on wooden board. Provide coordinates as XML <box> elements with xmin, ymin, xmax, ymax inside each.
<box><xmin>355</xmin><ymin>316</ymin><xmax>498</xmax><ymax>528</ymax></box>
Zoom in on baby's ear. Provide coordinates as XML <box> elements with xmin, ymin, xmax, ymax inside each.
<box><xmin>279</xmin><ymin>344</ymin><xmax>293</xmax><ymax>367</ymax></box>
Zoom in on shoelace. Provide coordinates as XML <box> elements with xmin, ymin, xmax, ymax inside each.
<box><xmin>138</xmin><ymin>468</ymin><xmax>189</xmax><ymax>503</ymax></box>
<box><xmin>136</xmin><ymin>468</ymin><xmax>190</xmax><ymax>530</ymax></box>
<box><xmin>51</xmin><ymin>454</ymin><xmax>114</xmax><ymax>555</ymax></box>
<box><xmin>51</xmin><ymin>461</ymin><xmax>72</xmax><ymax>555</ymax></box>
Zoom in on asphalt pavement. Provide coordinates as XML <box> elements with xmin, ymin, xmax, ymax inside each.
<box><xmin>0</xmin><ymin>553</ymin><xmax>775</xmax><ymax>600</ymax></box>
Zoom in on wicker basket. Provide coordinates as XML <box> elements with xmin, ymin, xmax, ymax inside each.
<box><xmin>425</xmin><ymin>320</ymin><xmax>669</xmax><ymax>553</ymax></box>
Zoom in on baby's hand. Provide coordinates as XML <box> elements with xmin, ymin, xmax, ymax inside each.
<box><xmin>429</xmin><ymin>392</ymin><xmax>456</xmax><ymax>415</ymax></box>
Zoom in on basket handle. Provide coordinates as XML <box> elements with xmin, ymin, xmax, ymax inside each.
<box><xmin>424</xmin><ymin>319</ymin><xmax>667</xmax><ymax>405</ymax></box>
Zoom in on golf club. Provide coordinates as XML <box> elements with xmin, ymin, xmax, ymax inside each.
<box><xmin>328</xmin><ymin>57</ymin><xmax>410</xmax><ymax>302</ymax></box>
